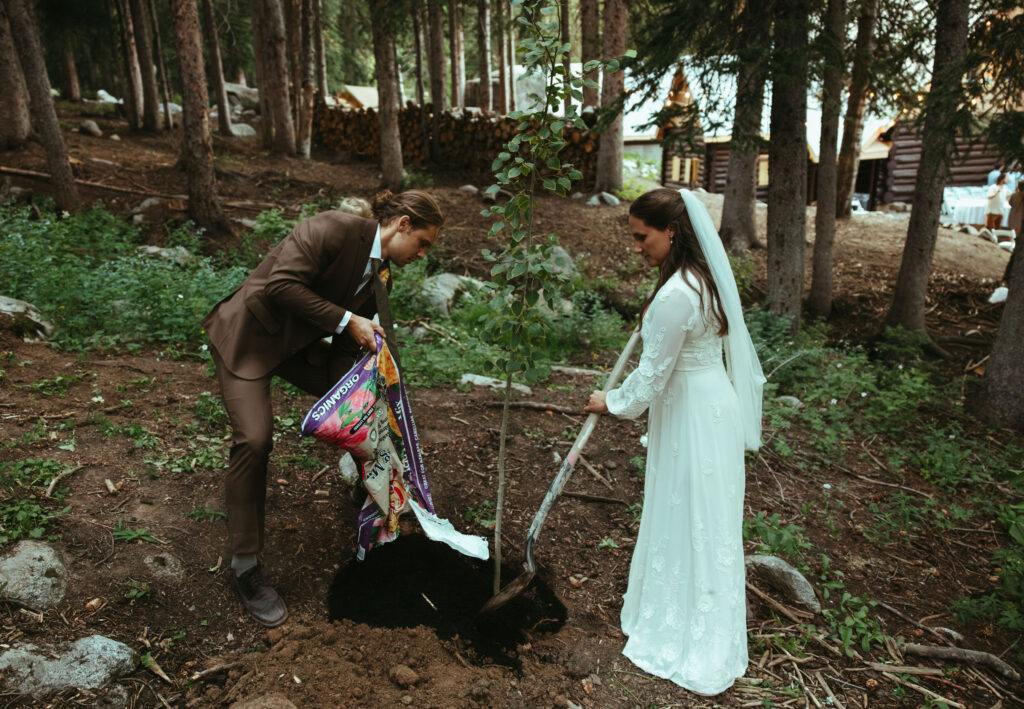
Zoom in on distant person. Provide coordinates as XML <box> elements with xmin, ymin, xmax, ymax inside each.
<box><xmin>584</xmin><ymin>188</ymin><xmax>764</xmax><ymax>695</ymax></box>
<box><xmin>203</xmin><ymin>190</ymin><xmax>444</xmax><ymax>627</ymax></box>
<box><xmin>988</xmin><ymin>164</ymin><xmax>1005</xmax><ymax>186</ymax></box>
<box><xmin>986</xmin><ymin>173</ymin><xmax>1008</xmax><ymax>229</ymax></box>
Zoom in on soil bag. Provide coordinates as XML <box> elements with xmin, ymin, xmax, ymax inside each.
<box><xmin>301</xmin><ymin>334</ymin><xmax>487</xmax><ymax>561</ymax></box>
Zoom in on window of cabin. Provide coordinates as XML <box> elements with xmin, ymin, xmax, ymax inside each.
<box><xmin>757</xmin><ymin>156</ymin><xmax>769</xmax><ymax>186</ymax></box>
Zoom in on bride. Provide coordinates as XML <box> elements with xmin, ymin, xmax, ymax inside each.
<box><xmin>585</xmin><ymin>188</ymin><xmax>764</xmax><ymax>695</ymax></box>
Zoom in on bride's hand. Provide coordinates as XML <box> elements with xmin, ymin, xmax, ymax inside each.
<box><xmin>584</xmin><ymin>391</ymin><xmax>608</xmax><ymax>414</ymax></box>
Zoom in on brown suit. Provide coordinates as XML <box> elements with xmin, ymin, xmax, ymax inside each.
<box><xmin>203</xmin><ymin>210</ymin><xmax>388</xmax><ymax>557</ymax></box>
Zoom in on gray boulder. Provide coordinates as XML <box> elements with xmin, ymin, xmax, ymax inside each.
<box><xmin>224</xmin><ymin>82</ymin><xmax>261</xmax><ymax>110</ymax></box>
<box><xmin>79</xmin><ymin>120</ymin><xmax>103</xmax><ymax>137</ymax></box>
<box><xmin>458</xmin><ymin>184</ymin><xmax>479</xmax><ymax>193</ymax></box>
<box><xmin>0</xmin><ymin>635</ymin><xmax>137</xmax><ymax>695</ymax></box>
<box><xmin>143</xmin><ymin>552</ymin><xmax>185</xmax><ymax>585</ymax></box>
<box><xmin>460</xmin><ymin>374</ymin><xmax>531</xmax><ymax>395</ymax></box>
<box><xmin>745</xmin><ymin>554</ymin><xmax>821</xmax><ymax>614</ymax></box>
<box><xmin>775</xmin><ymin>395</ymin><xmax>804</xmax><ymax>409</ymax></box>
<box><xmin>230</xmin><ymin>123</ymin><xmax>257</xmax><ymax>138</ymax></box>
<box><xmin>136</xmin><ymin>245</ymin><xmax>197</xmax><ymax>267</ymax></box>
<box><xmin>599</xmin><ymin>191</ymin><xmax>621</xmax><ymax>206</ymax></box>
<box><xmin>0</xmin><ymin>541</ymin><xmax>68</xmax><ymax>609</ymax></box>
<box><xmin>421</xmin><ymin>273</ymin><xmax>483</xmax><ymax>316</ymax></box>
<box><xmin>0</xmin><ymin>296</ymin><xmax>56</xmax><ymax>341</ymax></box>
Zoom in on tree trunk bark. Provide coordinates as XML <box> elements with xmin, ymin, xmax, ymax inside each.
<box><xmin>594</xmin><ymin>0</ymin><xmax>625</xmax><ymax>193</ymax></box>
<box><xmin>475</xmin><ymin>0</ymin><xmax>490</xmax><ymax>112</ymax></box>
<box><xmin>394</xmin><ymin>38</ymin><xmax>405</xmax><ymax>106</ymax></box>
<box><xmin>148</xmin><ymin>0</ymin><xmax>174</xmax><ymax>129</ymax></box>
<box><xmin>284</xmin><ymin>0</ymin><xmax>301</xmax><ymax>121</ymax></box>
<box><xmin>250</xmin><ymin>0</ymin><xmax>274</xmax><ymax>148</ymax></box>
<box><xmin>766</xmin><ymin>0</ymin><xmax>809</xmax><ymax>332</ymax></box>
<box><xmin>170</xmin><ymin>0</ymin><xmax>228</xmax><ymax>232</ymax></box>
<box><xmin>115</xmin><ymin>0</ymin><xmax>144</xmax><ymax>130</ymax></box>
<box><xmin>885</xmin><ymin>0</ymin><xmax>968</xmax><ymax>332</ymax></box>
<box><xmin>201</xmin><ymin>0</ymin><xmax>233</xmax><ymax>136</ymax></box>
<box><xmin>413</xmin><ymin>3</ymin><xmax>425</xmax><ymax>105</ymax></box>
<box><xmin>4</xmin><ymin>0</ymin><xmax>79</xmax><ymax>210</ymax></box>
<box><xmin>560</xmin><ymin>0</ymin><xmax>570</xmax><ymax>115</ymax></box>
<box><xmin>494</xmin><ymin>0</ymin><xmax>506</xmax><ymax>114</ymax></box>
<box><xmin>449</xmin><ymin>0</ymin><xmax>464</xmax><ymax>109</ymax></box>
<box><xmin>258</xmin><ymin>0</ymin><xmax>296</xmax><ymax>155</ymax></box>
<box><xmin>719</xmin><ymin>58</ymin><xmax>766</xmax><ymax>253</ymax></box>
<box><xmin>427</xmin><ymin>0</ymin><xmax>446</xmax><ymax>159</ymax></box>
<box><xmin>808</xmin><ymin>0</ymin><xmax>845</xmax><ymax>318</ymax></box>
<box><xmin>295</xmin><ymin>0</ymin><xmax>314</xmax><ymax>157</ymax></box>
<box><xmin>580</xmin><ymin>0</ymin><xmax>599</xmax><ymax>109</ymax></box>
<box><xmin>313</xmin><ymin>0</ymin><xmax>327</xmax><ymax>103</ymax></box>
<box><xmin>370</xmin><ymin>0</ymin><xmax>404</xmax><ymax>191</ymax></box>
<box><xmin>835</xmin><ymin>0</ymin><xmax>878</xmax><ymax>218</ymax></box>
<box><xmin>973</xmin><ymin>246</ymin><xmax>1024</xmax><ymax>431</ymax></box>
<box><xmin>62</xmin><ymin>46</ymin><xmax>81</xmax><ymax>102</ymax></box>
<box><xmin>131</xmin><ymin>0</ymin><xmax>161</xmax><ymax>131</ymax></box>
<box><xmin>506</xmin><ymin>2</ymin><xmax>514</xmax><ymax>110</ymax></box>
<box><xmin>0</xmin><ymin>5</ymin><xmax>31</xmax><ymax>148</ymax></box>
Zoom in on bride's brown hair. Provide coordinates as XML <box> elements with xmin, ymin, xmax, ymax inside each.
<box><xmin>630</xmin><ymin>188</ymin><xmax>729</xmax><ymax>336</ymax></box>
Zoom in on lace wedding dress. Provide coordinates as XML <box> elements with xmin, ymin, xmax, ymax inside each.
<box><xmin>606</xmin><ymin>269</ymin><xmax>748</xmax><ymax>695</ymax></box>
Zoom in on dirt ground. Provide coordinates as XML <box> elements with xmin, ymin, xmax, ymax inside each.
<box><xmin>0</xmin><ymin>108</ymin><xmax>1019</xmax><ymax>708</ymax></box>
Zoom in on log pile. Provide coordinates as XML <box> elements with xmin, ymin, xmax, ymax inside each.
<box><xmin>316</xmin><ymin>105</ymin><xmax>599</xmax><ymax>182</ymax></box>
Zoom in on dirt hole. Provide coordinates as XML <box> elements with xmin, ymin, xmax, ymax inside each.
<box><xmin>328</xmin><ymin>534</ymin><xmax>566</xmax><ymax>666</ymax></box>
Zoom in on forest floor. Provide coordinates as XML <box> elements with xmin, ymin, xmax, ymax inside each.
<box><xmin>0</xmin><ymin>106</ymin><xmax>1021</xmax><ymax>708</ymax></box>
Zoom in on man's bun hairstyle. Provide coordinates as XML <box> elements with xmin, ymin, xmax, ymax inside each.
<box><xmin>371</xmin><ymin>189</ymin><xmax>445</xmax><ymax>230</ymax></box>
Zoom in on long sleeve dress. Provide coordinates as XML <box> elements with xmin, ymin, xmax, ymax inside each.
<box><xmin>606</xmin><ymin>269</ymin><xmax>748</xmax><ymax>695</ymax></box>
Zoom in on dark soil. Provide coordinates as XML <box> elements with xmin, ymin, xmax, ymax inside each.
<box><xmin>0</xmin><ymin>105</ymin><xmax>1020</xmax><ymax>708</ymax></box>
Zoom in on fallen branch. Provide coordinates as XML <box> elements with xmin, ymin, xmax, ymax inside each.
<box><xmin>46</xmin><ymin>464</ymin><xmax>86</xmax><ymax>498</ymax></box>
<box><xmin>577</xmin><ymin>454</ymin><xmax>615</xmax><ymax>492</ymax></box>
<box><xmin>562</xmin><ymin>491</ymin><xmax>626</xmax><ymax>505</ymax></box>
<box><xmin>881</xmin><ymin>671</ymin><xmax>965</xmax><ymax>708</ymax></box>
<box><xmin>877</xmin><ymin>602</ymin><xmax>955</xmax><ymax>647</ymax></box>
<box><xmin>0</xmin><ymin>165</ymin><xmax>176</xmax><ymax>199</ymax></box>
<box><xmin>482</xmin><ymin>401</ymin><xmax>578</xmax><ymax>415</ymax></box>
<box><xmin>189</xmin><ymin>662</ymin><xmax>239</xmax><ymax>682</ymax></box>
<box><xmin>864</xmin><ymin>661</ymin><xmax>943</xmax><ymax>677</ymax></box>
<box><xmin>745</xmin><ymin>580</ymin><xmax>813</xmax><ymax>623</ymax></box>
<box><xmin>903</xmin><ymin>643</ymin><xmax>1021</xmax><ymax>682</ymax></box>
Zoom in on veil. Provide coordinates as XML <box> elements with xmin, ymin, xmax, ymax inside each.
<box><xmin>678</xmin><ymin>189</ymin><xmax>765</xmax><ymax>451</ymax></box>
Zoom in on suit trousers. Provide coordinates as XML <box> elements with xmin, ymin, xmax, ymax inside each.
<box><xmin>212</xmin><ymin>342</ymin><xmax>356</xmax><ymax>557</ymax></box>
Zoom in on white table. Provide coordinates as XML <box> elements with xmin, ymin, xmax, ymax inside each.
<box><xmin>952</xmin><ymin>199</ymin><xmax>1010</xmax><ymax>227</ymax></box>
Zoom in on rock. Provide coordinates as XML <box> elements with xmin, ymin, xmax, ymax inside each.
<box><xmin>570</xmin><ymin>191</ymin><xmax>585</xmax><ymax>200</ymax></box>
<box><xmin>421</xmin><ymin>273</ymin><xmax>483</xmax><ymax>316</ymax></box>
<box><xmin>388</xmin><ymin>664</ymin><xmax>419</xmax><ymax>688</ymax></box>
<box><xmin>585</xmin><ymin>194</ymin><xmax>601</xmax><ymax>206</ymax></box>
<box><xmin>599</xmin><ymin>191</ymin><xmax>620</xmax><ymax>206</ymax></box>
<box><xmin>0</xmin><ymin>541</ymin><xmax>68</xmax><ymax>609</ymax></box>
<box><xmin>888</xmin><ymin>201</ymin><xmax>909</xmax><ymax>213</ymax></box>
<box><xmin>988</xmin><ymin>286</ymin><xmax>1008</xmax><ymax>304</ymax></box>
<box><xmin>337</xmin><ymin>452</ymin><xmax>360</xmax><ymax>486</ymax></box>
<box><xmin>130</xmin><ymin>197</ymin><xmax>165</xmax><ymax>216</ymax></box>
<box><xmin>546</xmin><ymin>245</ymin><xmax>576</xmax><ymax>277</ymax></box>
<box><xmin>110</xmin><ymin>134</ymin><xmax>121</xmax><ymax>141</ymax></box>
<box><xmin>136</xmin><ymin>245</ymin><xmax>197</xmax><ymax>267</ymax></box>
<box><xmin>79</xmin><ymin>120</ymin><xmax>103</xmax><ymax>137</ymax></box>
<box><xmin>775</xmin><ymin>395</ymin><xmax>804</xmax><ymax>409</ymax></box>
<box><xmin>235</xmin><ymin>217</ymin><xmax>258</xmax><ymax>229</ymax></box>
<box><xmin>469</xmin><ymin>677</ymin><xmax>491</xmax><ymax>700</ymax></box>
<box><xmin>460</xmin><ymin>374</ymin><xmax>531</xmax><ymax>395</ymax></box>
<box><xmin>0</xmin><ymin>296</ymin><xmax>56</xmax><ymax>342</ymax></box>
<box><xmin>458</xmin><ymin>184</ymin><xmax>479</xmax><ymax>193</ymax></box>
<box><xmin>95</xmin><ymin>684</ymin><xmax>130</xmax><ymax>708</ymax></box>
<box><xmin>96</xmin><ymin>89</ymin><xmax>120</xmax><ymax>103</ymax></box>
<box><xmin>142</xmin><ymin>552</ymin><xmax>185</xmax><ymax>585</ymax></box>
<box><xmin>550</xmin><ymin>365</ymin><xmax>601</xmax><ymax>376</ymax></box>
<box><xmin>0</xmin><ymin>635</ymin><xmax>136</xmax><ymax>695</ymax></box>
<box><xmin>224</xmin><ymin>82</ymin><xmax>261</xmax><ymax>110</ymax></box>
<box><xmin>230</xmin><ymin>123</ymin><xmax>257</xmax><ymax>138</ymax></box>
<box><xmin>229</xmin><ymin>695</ymin><xmax>297</xmax><ymax>709</ymax></box>
<box><xmin>745</xmin><ymin>554</ymin><xmax>821</xmax><ymax>614</ymax></box>
<box><xmin>565</xmin><ymin>647</ymin><xmax>596</xmax><ymax>678</ymax></box>
<box><xmin>337</xmin><ymin>196</ymin><xmax>372</xmax><ymax>218</ymax></box>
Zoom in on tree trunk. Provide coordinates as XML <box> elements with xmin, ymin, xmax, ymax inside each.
<box><xmin>250</xmin><ymin>0</ymin><xmax>274</xmax><ymax>148</ymax></box>
<box><xmin>0</xmin><ymin>5</ymin><xmax>31</xmax><ymax>148</ymax></box>
<box><xmin>494</xmin><ymin>0</ymin><xmax>506</xmax><ymax>114</ymax></box>
<box><xmin>62</xmin><ymin>46</ymin><xmax>81</xmax><ymax>102</ymax></box>
<box><xmin>115</xmin><ymin>0</ymin><xmax>144</xmax><ymax>130</ymax></box>
<box><xmin>808</xmin><ymin>0</ymin><xmax>845</xmax><ymax>318</ymax></box>
<box><xmin>885</xmin><ymin>0</ymin><xmax>968</xmax><ymax>332</ymax></box>
<box><xmin>973</xmin><ymin>247</ymin><xmax>1024</xmax><ymax>431</ymax></box>
<box><xmin>427</xmin><ymin>0</ymin><xmax>446</xmax><ymax>159</ymax></box>
<box><xmin>313</xmin><ymin>0</ymin><xmax>327</xmax><ymax>102</ymax></box>
<box><xmin>580</xmin><ymin>0</ymin><xmax>599</xmax><ymax>109</ymax></box>
<box><xmin>560</xmin><ymin>0</ymin><xmax>570</xmax><ymax>115</ymax></box>
<box><xmin>393</xmin><ymin>37</ymin><xmax>405</xmax><ymax>106</ymax></box>
<box><xmin>284</xmin><ymin>0</ymin><xmax>301</xmax><ymax>120</ymax></box>
<box><xmin>4</xmin><ymin>0</ymin><xmax>79</xmax><ymax>210</ymax></box>
<box><xmin>835</xmin><ymin>0</ymin><xmax>878</xmax><ymax>218</ymax></box>
<box><xmin>413</xmin><ymin>3</ymin><xmax>425</xmax><ymax>105</ymax></box>
<box><xmin>370</xmin><ymin>0</ymin><xmax>403</xmax><ymax>191</ymax></box>
<box><xmin>258</xmin><ymin>0</ymin><xmax>296</xmax><ymax>155</ymax></box>
<box><xmin>594</xmin><ymin>0</ymin><xmax>625</xmax><ymax>193</ymax></box>
<box><xmin>148</xmin><ymin>0</ymin><xmax>174</xmax><ymax>129</ymax></box>
<box><xmin>131</xmin><ymin>0</ymin><xmax>161</xmax><ymax>131</ymax></box>
<box><xmin>170</xmin><ymin>0</ymin><xmax>228</xmax><ymax>232</ymax></box>
<box><xmin>295</xmin><ymin>0</ymin><xmax>314</xmax><ymax>157</ymax></box>
<box><xmin>449</xmin><ymin>0</ymin><xmax>464</xmax><ymax>109</ymax></box>
<box><xmin>201</xmin><ymin>0</ymin><xmax>233</xmax><ymax>136</ymax></box>
<box><xmin>475</xmin><ymin>0</ymin><xmax>490</xmax><ymax>112</ymax></box>
<box><xmin>766</xmin><ymin>0</ymin><xmax>809</xmax><ymax>332</ymax></box>
<box><xmin>506</xmin><ymin>1</ymin><xmax>514</xmax><ymax>110</ymax></box>
<box><xmin>719</xmin><ymin>33</ymin><xmax>766</xmax><ymax>254</ymax></box>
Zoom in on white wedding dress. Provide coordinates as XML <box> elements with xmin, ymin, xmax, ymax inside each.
<box><xmin>606</xmin><ymin>269</ymin><xmax>748</xmax><ymax>695</ymax></box>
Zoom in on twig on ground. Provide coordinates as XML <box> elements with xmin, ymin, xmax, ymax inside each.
<box><xmin>46</xmin><ymin>464</ymin><xmax>86</xmax><ymax>497</ymax></box>
<box><xmin>577</xmin><ymin>454</ymin><xmax>615</xmax><ymax>491</ymax></box>
<box><xmin>903</xmin><ymin>643</ymin><xmax>1022</xmax><ymax>682</ymax></box>
<box><xmin>482</xmin><ymin>401</ymin><xmax>578</xmax><ymax>415</ymax></box>
<box><xmin>877</xmin><ymin>602</ymin><xmax>955</xmax><ymax>647</ymax></box>
<box><xmin>864</xmin><ymin>661</ymin><xmax>943</xmax><ymax>676</ymax></box>
<box><xmin>881</xmin><ymin>671</ymin><xmax>965</xmax><ymax>708</ymax></box>
<box><xmin>745</xmin><ymin>580</ymin><xmax>813</xmax><ymax>623</ymax></box>
<box><xmin>189</xmin><ymin>662</ymin><xmax>238</xmax><ymax>682</ymax></box>
<box><xmin>562</xmin><ymin>491</ymin><xmax>626</xmax><ymax>505</ymax></box>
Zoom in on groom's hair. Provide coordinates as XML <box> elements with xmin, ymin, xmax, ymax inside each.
<box><xmin>630</xmin><ymin>188</ymin><xmax>729</xmax><ymax>336</ymax></box>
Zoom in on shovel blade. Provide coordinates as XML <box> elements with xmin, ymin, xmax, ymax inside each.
<box><xmin>479</xmin><ymin>570</ymin><xmax>536</xmax><ymax>615</ymax></box>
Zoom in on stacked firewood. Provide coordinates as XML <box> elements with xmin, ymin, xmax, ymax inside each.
<box><xmin>316</xmin><ymin>105</ymin><xmax>599</xmax><ymax>181</ymax></box>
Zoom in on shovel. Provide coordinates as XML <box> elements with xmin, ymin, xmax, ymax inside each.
<box><xmin>480</xmin><ymin>329</ymin><xmax>642</xmax><ymax>614</ymax></box>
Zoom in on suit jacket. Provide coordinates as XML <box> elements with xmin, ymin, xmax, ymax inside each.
<box><xmin>204</xmin><ymin>210</ymin><xmax>387</xmax><ymax>380</ymax></box>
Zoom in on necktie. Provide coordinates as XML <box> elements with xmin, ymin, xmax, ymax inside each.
<box><xmin>370</xmin><ymin>257</ymin><xmax>400</xmax><ymax>369</ymax></box>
